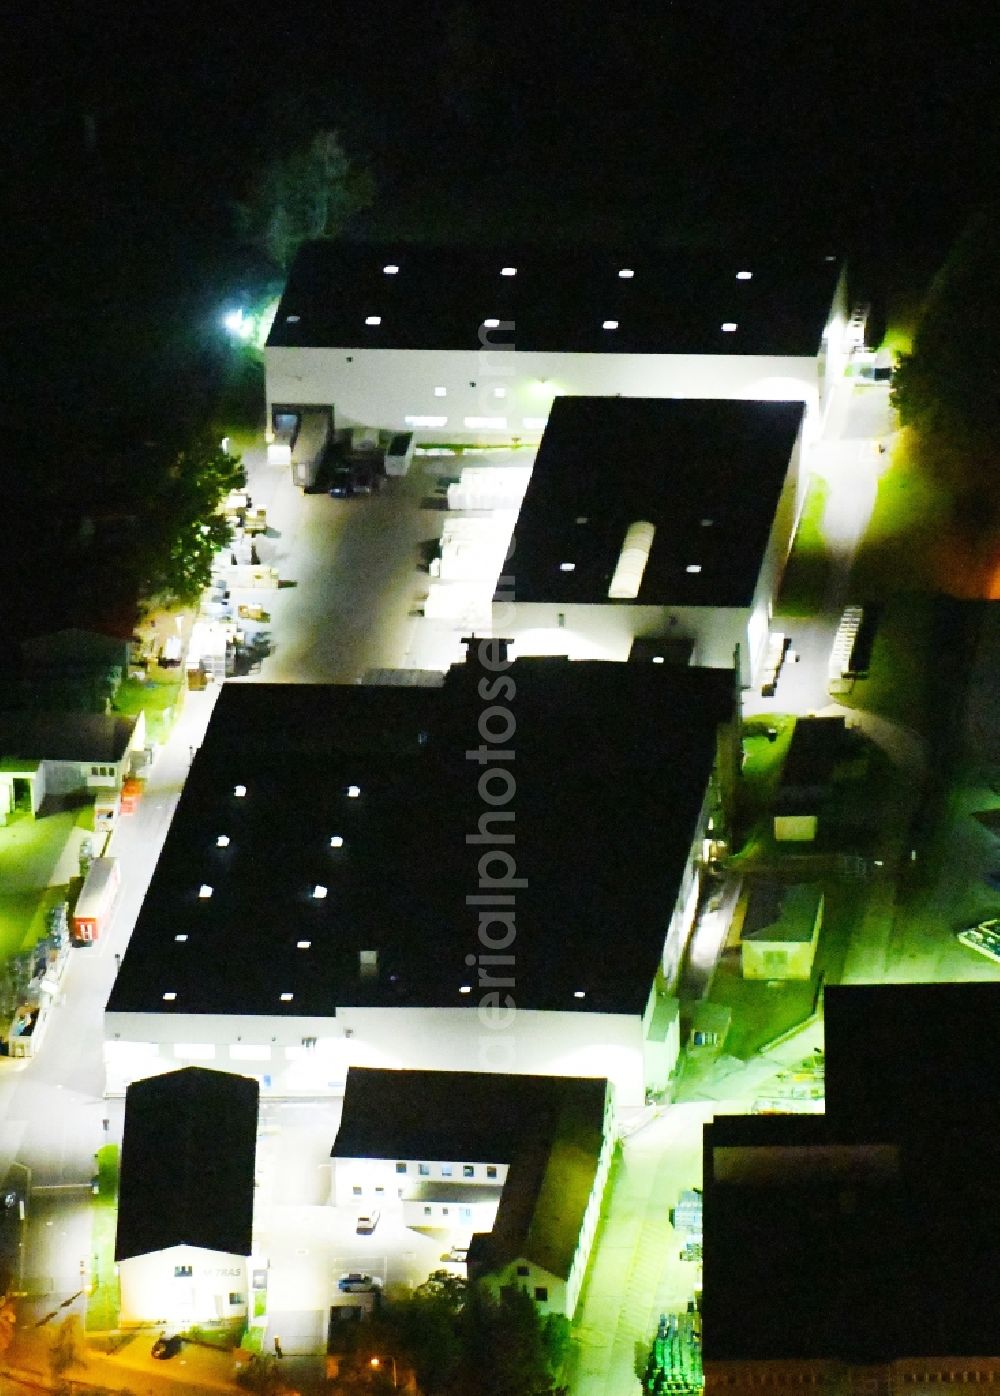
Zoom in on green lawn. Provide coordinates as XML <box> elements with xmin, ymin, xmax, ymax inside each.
<box><xmin>707</xmin><ymin>956</ymin><xmax>817</xmax><ymax>1058</ymax></box>
<box><xmin>87</xmin><ymin>1145</ymin><xmax>120</xmax><ymax>1332</ymax></box>
<box><xmin>733</xmin><ymin>715</ymin><xmax>796</xmax><ymax>855</ymax></box>
<box><xmin>115</xmin><ymin>671</ymin><xmax>183</xmax><ymax>746</ymax></box>
<box><xmin>776</xmin><ymin>476</ymin><xmax>832</xmax><ymax>617</ymax></box>
<box><xmin>848</xmin><ymin>433</ymin><xmax>949</xmax><ymax>599</ymax></box>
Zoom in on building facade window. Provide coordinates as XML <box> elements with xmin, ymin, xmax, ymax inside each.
<box><xmin>463</xmin><ymin>1164</ymin><xmax>475</xmax><ymax>1178</ymax></box>
<box><xmin>486</xmin><ymin>1165</ymin><xmax>498</xmax><ymax>1179</ymax></box>
<box><xmin>174</xmin><ymin>1265</ymin><xmax>193</xmax><ymax>1278</ymax></box>
<box><xmin>352</xmin><ymin>1185</ymin><xmax>362</xmax><ymax>1196</ymax></box>
<box><xmin>534</xmin><ymin>1286</ymin><xmax>548</xmax><ymax>1302</ymax></box>
<box><xmin>229</xmin><ymin>1292</ymin><xmax>244</xmax><ymax>1306</ymax></box>
<box><xmin>395</xmin><ymin>1162</ymin><xmax>407</xmax><ymax>1174</ymax></box>
<box><xmin>441</xmin><ymin>1164</ymin><xmax>453</xmax><ymax>1177</ymax></box>
<box><xmin>516</xmin><ymin>1265</ymin><xmax>529</xmax><ymax>1277</ymax></box>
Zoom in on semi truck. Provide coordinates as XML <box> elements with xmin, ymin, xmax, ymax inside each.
<box><xmin>71</xmin><ymin>857</ymin><xmax>121</xmax><ymax>945</ymax></box>
<box><xmin>290</xmin><ymin>408</ymin><xmax>332</xmax><ymax>490</ymax></box>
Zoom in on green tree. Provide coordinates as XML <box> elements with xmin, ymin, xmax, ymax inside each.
<box><xmin>236</xmin><ymin>130</ymin><xmax>374</xmax><ymax>271</ymax></box>
<box><xmin>892</xmin><ymin>208</ymin><xmax>1000</xmax><ymax>532</ymax></box>
<box><xmin>140</xmin><ymin>433</ymin><xmax>246</xmax><ymax>605</ymax></box>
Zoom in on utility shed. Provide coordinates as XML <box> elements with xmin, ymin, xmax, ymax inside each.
<box><xmin>772</xmin><ymin>716</ymin><xmax>851</xmax><ymax>842</ymax></box>
<box><xmin>740</xmin><ymin>882</ymin><xmax>824</xmax><ymax>981</ymax></box>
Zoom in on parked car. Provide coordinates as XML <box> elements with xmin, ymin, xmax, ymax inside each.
<box><xmin>338</xmin><ymin>1272</ymin><xmax>382</xmax><ymax>1293</ymax></box>
<box><xmin>356</xmin><ymin>1210</ymin><xmax>380</xmax><ymax>1235</ymax></box>
<box><xmin>151</xmin><ymin>1334</ymin><xmax>184</xmax><ymax>1360</ymax></box>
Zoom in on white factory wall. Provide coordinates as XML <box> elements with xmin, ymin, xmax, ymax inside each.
<box><xmin>266</xmin><ymin>346</ymin><xmax>822</xmax><ymax>443</ymax></box>
<box><xmin>118</xmin><ymin>1244</ymin><xmax>248</xmax><ymax>1327</ymax></box>
<box><xmin>105</xmin><ymin>1005</ymin><xmax>650</xmax><ymax>1111</ymax></box>
<box><xmin>495</xmin><ymin>599</ymin><xmax>750</xmax><ymax>677</ymax></box>
<box><xmin>744</xmin><ymin>421</ymin><xmax>806</xmax><ymax>678</ymax></box>
<box><xmin>332</xmin><ymin>1155</ymin><xmax>509</xmax><ymax>1209</ymax></box>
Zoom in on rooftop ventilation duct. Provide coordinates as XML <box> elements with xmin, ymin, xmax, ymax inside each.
<box><xmin>607</xmin><ymin>520</ymin><xmax>656</xmax><ymax>600</ymax></box>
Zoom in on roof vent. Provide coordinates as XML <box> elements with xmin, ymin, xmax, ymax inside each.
<box><xmin>359</xmin><ymin>949</ymin><xmax>378</xmax><ymax>978</ymax></box>
<box><xmin>608</xmin><ymin>521</ymin><xmax>656</xmax><ymax>600</ymax></box>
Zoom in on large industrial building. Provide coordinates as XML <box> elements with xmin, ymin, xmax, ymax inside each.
<box><xmin>493</xmin><ymin>395</ymin><xmax>806</xmax><ymax>682</ymax></box>
<box><xmin>105</xmin><ymin>650</ymin><xmax>736</xmax><ymax>1112</ymax></box>
<box><xmin>264</xmin><ymin>243</ymin><xmax>848</xmax><ymax>445</ymax></box>
<box><xmin>702</xmin><ymin>983</ymin><xmax>1000</xmax><ymax>1390</ymax></box>
<box><xmin>331</xmin><ymin>1067</ymin><xmax>614</xmax><ymax>1318</ymax></box>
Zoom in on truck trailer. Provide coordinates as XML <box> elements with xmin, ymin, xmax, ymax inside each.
<box><xmin>71</xmin><ymin>857</ymin><xmax>121</xmax><ymax>945</ymax></box>
<box><xmin>290</xmin><ymin>408</ymin><xmax>332</xmax><ymax>490</ymax></box>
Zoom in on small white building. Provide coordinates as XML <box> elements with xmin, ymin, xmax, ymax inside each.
<box><xmin>331</xmin><ymin>1067</ymin><xmax>614</xmax><ymax>1319</ymax></box>
<box><xmin>264</xmin><ymin>243</ymin><xmax>848</xmax><ymax>449</ymax></box>
<box><xmin>493</xmin><ymin>395</ymin><xmax>807</xmax><ymax>686</ymax></box>
<box><xmin>0</xmin><ymin>710</ymin><xmax>144</xmax><ymax>820</ymax></box>
<box><xmin>115</xmin><ymin>1067</ymin><xmax>258</xmax><ymax>1329</ymax></box>
<box><xmin>104</xmin><ymin>655</ymin><xmax>718</xmax><ymax>1115</ymax></box>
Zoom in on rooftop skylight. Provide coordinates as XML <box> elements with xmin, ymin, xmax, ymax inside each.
<box><xmin>618</xmin><ymin>268</ymin><xmax>634</xmax><ymax>279</ymax></box>
<box><xmin>602</xmin><ymin>319</ymin><xmax>619</xmax><ymax>330</ymax></box>
<box><xmin>608</xmin><ymin>520</ymin><xmax>656</xmax><ymax>600</ymax></box>
<box><xmin>365</xmin><ymin>315</ymin><xmax>382</xmax><ymax>326</ymax></box>
<box><xmin>382</xmin><ymin>264</ymin><xmax>399</xmax><ymax>275</ymax></box>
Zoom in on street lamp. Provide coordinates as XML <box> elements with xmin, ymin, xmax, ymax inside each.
<box><xmin>370</xmin><ymin>1354</ymin><xmax>398</xmax><ymax>1387</ymax></box>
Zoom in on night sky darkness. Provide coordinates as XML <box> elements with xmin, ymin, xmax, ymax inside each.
<box><xmin>4</xmin><ymin>0</ymin><xmax>999</xmax><ymax>635</ymax></box>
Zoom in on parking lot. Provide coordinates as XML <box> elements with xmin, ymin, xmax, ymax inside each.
<box><xmin>250</xmin><ymin>1099</ymin><xmax>472</xmax><ymax>1353</ymax></box>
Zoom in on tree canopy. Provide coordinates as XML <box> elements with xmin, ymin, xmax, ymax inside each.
<box><xmin>236</xmin><ymin>130</ymin><xmax>374</xmax><ymax>271</ymax></box>
<box><xmin>329</xmin><ymin>1273</ymin><xmax>569</xmax><ymax>1396</ymax></box>
<box><xmin>892</xmin><ymin>209</ymin><xmax>1000</xmax><ymax>527</ymax></box>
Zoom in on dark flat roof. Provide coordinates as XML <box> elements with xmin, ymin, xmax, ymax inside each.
<box><xmin>115</xmin><ymin>1067</ymin><xmax>258</xmax><ymax>1261</ymax></box>
<box><xmin>824</xmin><ymin>982</ymin><xmax>1000</xmax><ymax>1132</ymax></box>
<box><xmin>107</xmin><ymin>656</ymin><xmax>733</xmax><ymax>1019</ymax></box>
<box><xmin>741</xmin><ymin>882</ymin><xmax>822</xmax><ymax>943</ymax></box>
<box><xmin>267</xmin><ymin>242</ymin><xmax>841</xmax><ymax>357</ymax></box>
<box><xmin>0</xmin><ymin>711</ymin><xmax>136</xmax><ymax>764</ymax></box>
<box><xmin>333</xmin><ymin>1067</ymin><xmax>605</xmax><ymax>1165</ymax></box>
<box><xmin>703</xmin><ymin>984</ymin><xmax>1000</xmax><ymax>1362</ymax></box>
<box><xmin>332</xmin><ymin>1068</ymin><xmax>609</xmax><ymax>1281</ymax></box>
<box><xmin>502</xmin><ymin>396</ymin><xmax>804</xmax><ymax>607</ymax></box>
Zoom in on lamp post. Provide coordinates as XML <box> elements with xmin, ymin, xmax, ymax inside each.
<box><xmin>370</xmin><ymin>1354</ymin><xmax>398</xmax><ymax>1388</ymax></box>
